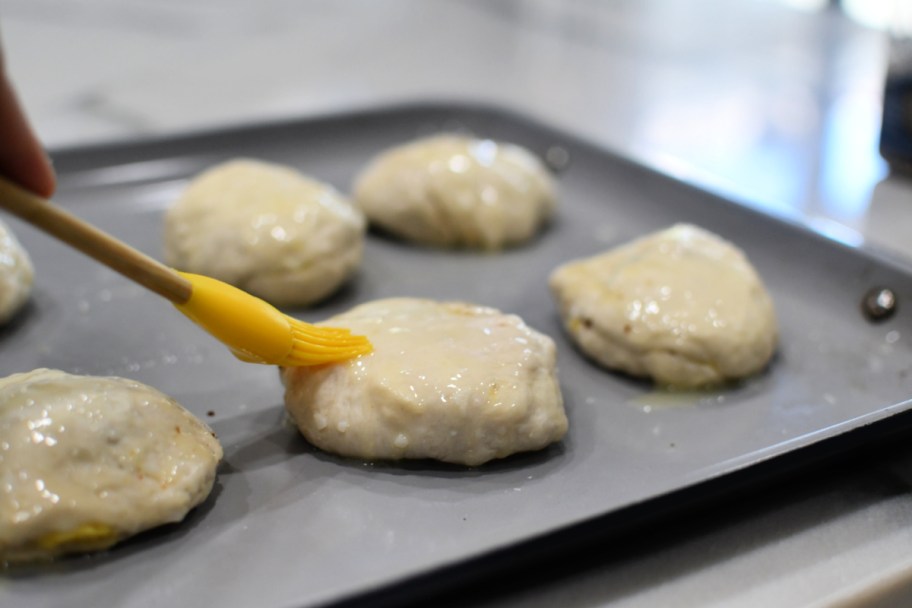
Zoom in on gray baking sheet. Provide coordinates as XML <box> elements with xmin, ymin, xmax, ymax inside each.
<box><xmin>2</xmin><ymin>103</ymin><xmax>911</xmax><ymax>608</ymax></box>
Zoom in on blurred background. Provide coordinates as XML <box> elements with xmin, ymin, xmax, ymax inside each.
<box><xmin>0</xmin><ymin>0</ymin><xmax>910</xmax><ymax>257</ymax></box>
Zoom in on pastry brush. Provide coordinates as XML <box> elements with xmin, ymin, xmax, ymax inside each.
<box><xmin>0</xmin><ymin>175</ymin><xmax>372</xmax><ymax>366</ymax></box>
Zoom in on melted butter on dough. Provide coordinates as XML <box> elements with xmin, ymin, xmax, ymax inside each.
<box><xmin>281</xmin><ymin>298</ymin><xmax>568</xmax><ymax>466</ymax></box>
<box><xmin>0</xmin><ymin>218</ymin><xmax>33</xmax><ymax>324</ymax></box>
<box><xmin>0</xmin><ymin>369</ymin><xmax>222</xmax><ymax>563</ymax></box>
<box><xmin>353</xmin><ymin>134</ymin><xmax>557</xmax><ymax>250</ymax></box>
<box><xmin>549</xmin><ymin>224</ymin><xmax>778</xmax><ymax>388</ymax></box>
<box><xmin>164</xmin><ymin>159</ymin><xmax>365</xmax><ymax>307</ymax></box>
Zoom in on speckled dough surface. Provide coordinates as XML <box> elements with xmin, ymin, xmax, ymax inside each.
<box><xmin>164</xmin><ymin>159</ymin><xmax>366</xmax><ymax>307</ymax></box>
<box><xmin>281</xmin><ymin>298</ymin><xmax>568</xmax><ymax>466</ymax></box>
<box><xmin>0</xmin><ymin>369</ymin><xmax>222</xmax><ymax>563</ymax></box>
<box><xmin>0</xmin><ymin>218</ymin><xmax>33</xmax><ymax>324</ymax></box>
<box><xmin>353</xmin><ymin>134</ymin><xmax>557</xmax><ymax>249</ymax></box>
<box><xmin>549</xmin><ymin>224</ymin><xmax>778</xmax><ymax>388</ymax></box>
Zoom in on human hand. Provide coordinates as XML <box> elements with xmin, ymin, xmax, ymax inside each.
<box><xmin>0</xmin><ymin>49</ymin><xmax>55</xmax><ymax>198</ymax></box>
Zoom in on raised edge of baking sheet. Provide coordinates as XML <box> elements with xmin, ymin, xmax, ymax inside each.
<box><xmin>3</xmin><ymin>102</ymin><xmax>911</xmax><ymax>608</ymax></box>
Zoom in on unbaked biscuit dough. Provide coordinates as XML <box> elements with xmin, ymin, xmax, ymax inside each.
<box><xmin>0</xmin><ymin>218</ymin><xmax>33</xmax><ymax>324</ymax></box>
<box><xmin>0</xmin><ymin>369</ymin><xmax>222</xmax><ymax>563</ymax></box>
<box><xmin>281</xmin><ymin>298</ymin><xmax>568</xmax><ymax>466</ymax></box>
<box><xmin>353</xmin><ymin>134</ymin><xmax>557</xmax><ymax>250</ymax></box>
<box><xmin>164</xmin><ymin>159</ymin><xmax>365</xmax><ymax>307</ymax></box>
<box><xmin>549</xmin><ymin>224</ymin><xmax>777</xmax><ymax>388</ymax></box>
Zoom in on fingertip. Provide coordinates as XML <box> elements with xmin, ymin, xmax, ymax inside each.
<box><xmin>4</xmin><ymin>149</ymin><xmax>56</xmax><ymax>199</ymax></box>
<box><xmin>30</xmin><ymin>152</ymin><xmax>56</xmax><ymax>198</ymax></box>
<box><xmin>0</xmin><ymin>73</ymin><xmax>56</xmax><ymax>198</ymax></box>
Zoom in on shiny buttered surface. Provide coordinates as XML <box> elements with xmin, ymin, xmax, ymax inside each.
<box><xmin>353</xmin><ymin>134</ymin><xmax>557</xmax><ymax>250</ymax></box>
<box><xmin>549</xmin><ymin>224</ymin><xmax>778</xmax><ymax>388</ymax></box>
<box><xmin>281</xmin><ymin>298</ymin><xmax>568</xmax><ymax>466</ymax></box>
<box><xmin>0</xmin><ymin>218</ymin><xmax>33</xmax><ymax>325</ymax></box>
<box><xmin>0</xmin><ymin>369</ymin><xmax>222</xmax><ymax>563</ymax></box>
<box><xmin>164</xmin><ymin>159</ymin><xmax>366</xmax><ymax>307</ymax></box>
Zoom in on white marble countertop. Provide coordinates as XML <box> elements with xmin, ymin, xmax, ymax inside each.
<box><xmin>2</xmin><ymin>0</ymin><xmax>912</xmax><ymax>606</ymax></box>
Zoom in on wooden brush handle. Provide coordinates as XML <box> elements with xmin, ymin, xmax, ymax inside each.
<box><xmin>0</xmin><ymin>175</ymin><xmax>192</xmax><ymax>304</ymax></box>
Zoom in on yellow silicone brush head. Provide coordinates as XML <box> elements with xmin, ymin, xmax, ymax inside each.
<box><xmin>174</xmin><ymin>272</ymin><xmax>371</xmax><ymax>366</ymax></box>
